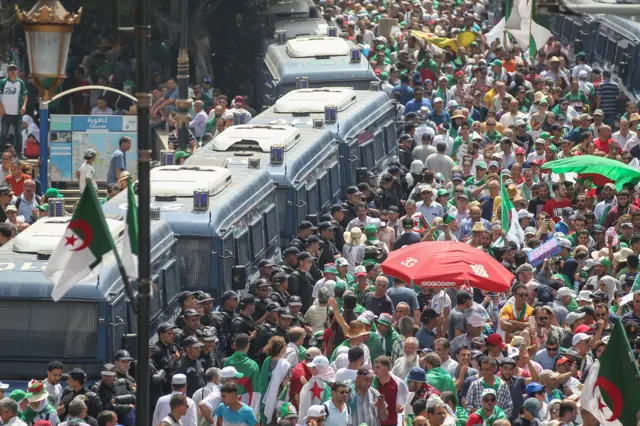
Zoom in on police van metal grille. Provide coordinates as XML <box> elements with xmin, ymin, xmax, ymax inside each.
<box><xmin>221</xmin><ymin>233</ymin><xmax>235</xmax><ymax>292</ymax></box>
<box><xmin>329</xmin><ymin>163</ymin><xmax>340</xmax><ymax>198</ymax></box>
<box><xmin>263</xmin><ymin>205</ymin><xmax>278</xmax><ymax>244</ymax></box>
<box><xmin>128</xmin><ymin>300</ymin><xmax>137</xmax><ymax>333</ymax></box>
<box><xmin>307</xmin><ymin>182</ymin><xmax>319</xmax><ymax>215</ymax></box>
<box><xmin>111</xmin><ymin>297</ymin><xmax>127</xmax><ymax>353</ymax></box>
<box><xmin>0</xmin><ymin>301</ymin><xmax>98</xmax><ymax>358</ymax></box>
<box><xmin>384</xmin><ymin>123</ymin><xmax>396</xmax><ymax>154</ymax></box>
<box><xmin>349</xmin><ymin>143</ymin><xmax>359</xmax><ymax>185</ymax></box>
<box><xmin>318</xmin><ymin>172</ymin><xmax>330</xmax><ymax>209</ymax></box>
<box><xmin>249</xmin><ymin>218</ymin><xmax>265</xmax><ymax>259</ymax></box>
<box><xmin>374</xmin><ymin>132</ymin><xmax>384</xmax><ymax>162</ymax></box>
<box><xmin>176</xmin><ymin>238</ymin><xmax>211</xmax><ymax>288</ymax></box>
<box><xmin>295</xmin><ymin>185</ymin><xmax>309</xmax><ymax>224</ymax></box>
<box><xmin>151</xmin><ymin>274</ymin><xmax>162</xmax><ymax>319</ymax></box>
<box><xmin>275</xmin><ymin>189</ymin><xmax>288</xmax><ymax>234</ymax></box>
<box><xmin>360</xmin><ymin>142</ymin><xmax>375</xmax><ymax>170</ymax></box>
<box><xmin>235</xmin><ymin>230</ymin><xmax>251</xmax><ymax>266</ymax></box>
<box><xmin>163</xmin><ymin>259</ymin><xmax>179</xmax><ymax>303</ymax></box>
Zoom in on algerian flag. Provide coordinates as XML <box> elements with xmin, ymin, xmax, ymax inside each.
<box><xmin>498</xmin><ymin>174</ymin><xmax>524</xmax><ymax>247</ymax></box>
<box><xmin>581</xmin><ymin>317</ymin><xmax>640</xmax><ymax>425</ymax></box>
<box><xmin>298</xmin><ymin>378</ymin><xmax>332</xmax><ymax>422</ymax></box>
<box><xmin>529</xmin><ymin>33</ymin><xmax>537</xmax><ymax>61</ymax></box>
<box><xmin>122</xmin><ymin>179</ymin><xmax>138</xmax><ymax>279</ymax></box>
<box><xmin>224</xmin><ymin>351</ymin><xmax>261</xmax><ymax>412</ymax></box>
<box><xmin>45</xmin><ymin>181</ymin><xmax>116</xmax><ymax>301</ymax></box>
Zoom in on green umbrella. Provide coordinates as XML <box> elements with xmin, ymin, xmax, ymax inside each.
<box><xmin>542</xmin><ymin>155</ymin><xmax>640</xmax><ymax>191</ymax></box>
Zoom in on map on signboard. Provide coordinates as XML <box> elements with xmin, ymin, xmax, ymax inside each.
<box><xmin>72</xmin><ymin>132</ymin><xmax>138</xmax><ymax>182</ymax></box>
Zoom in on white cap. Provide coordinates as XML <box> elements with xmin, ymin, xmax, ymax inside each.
<box><xmin>526</xmin><ymin>281</ymin><xmax>541</xmax><ymax>291</ymax></box>
<box><xmin>468</xmin><ymin>314</ymin><xmax>484</xmax><ymax>328</ymax></box>
<box><xmin>577</xmin><ymin>290</ymin><xmax>592</xmax><ymax>302</ymax></box>
<box><xmin>220</xmin><ymin>366</ymin><xmax>243</xmax><ymax>379</ymax></box>
<box><xmin>308</xmin><ymin>355</ymin><xmax>330</xmax><ymax>368</ymax></box>
<box><xmin>433</xmin><ymin>97</ymin><xmax>443</xmax><ymax>104</ymax></box>
<box><xmin>304</xmin><ymin>405</ymin><xmax>327</xmax><ymax>422</ymax></box>
<box><xmin>558</xmin><ymin>238</ymin><xmax>572</xmax><ymax>249</ymax></box>
<box><xmin>557</xmin><ymin>287</ymin><xmax>574</xmax><ymax>298</ymax></box>
<box><xmin>572</xmin><ymin>332</ymin><xmax>591</xmax><ymax>346</ymax></box>
<box><xmin>518</xmin><ymin>209</ymin><xmax>532</xmax><ymax>219</ymax></box>
<box><xmin>507</xmin><ymin>346</ymin><xmax>519</xmax><ymax>358</ymax></box>
<box><xmin>482</xmin><ymin>388</ymin><xmax>497</xmax><ymax>398</ymax></box>
<box><xmin>578</xmin><ymin>70</ymin><xmax>588</xmax><ymax>78</ymax></box>
<box><xmin>172</xmin><ymin>374</ymin><xmax>187</xmax><ymax>385</ymax></box>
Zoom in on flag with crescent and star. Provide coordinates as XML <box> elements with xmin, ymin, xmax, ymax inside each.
<box><xmin>45</xmin><ymin>181</ymin><xmax>116</xmax><ymax>301</ymax></box>
<box><xmin>298</xmin><ymin>378</ymin><xmax>332</xmax><ymax>423</ymax></box>
<box><xmin>581</xmin><ymin>317</ymin><xmax>640</xmax><ymax>426</ymax></box>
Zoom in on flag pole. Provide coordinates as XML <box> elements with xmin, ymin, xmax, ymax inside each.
<box><xmin>529</xmin><ymin>0</ymin><xmax>534</xmax><ymax>63</ymax></box>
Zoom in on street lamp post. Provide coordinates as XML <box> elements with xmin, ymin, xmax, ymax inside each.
<box><xmin>175</xmin><ymin>0</ymin><xmax>191</xmax><ymax>151</ymax></box>
<box><xmin>15</xmin><ymin>0</ymin><xmax>81</xmax><ymax>190</ymax></box>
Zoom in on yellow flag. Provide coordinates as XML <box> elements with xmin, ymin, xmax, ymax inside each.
<box><xmin>411</xmin><ymin>30</ymin><xmax>458</xmax><ymax>52</ymax></box>
<box><xmin>456</xmin><ymin>31</ymin><xmax>477</xmax><ymax>47</ymax></box>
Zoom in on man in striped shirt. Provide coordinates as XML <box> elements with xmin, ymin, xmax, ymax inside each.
<box><xmin>596</xmin><ymin>69</ymin><xmax>621</xmax><ymax>129</ymax></box>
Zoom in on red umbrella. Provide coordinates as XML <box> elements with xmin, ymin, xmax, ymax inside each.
<box><xmin>381</xmin><ymin>241</ymin><xmax>514</xmax><ymax>292</ymax></box>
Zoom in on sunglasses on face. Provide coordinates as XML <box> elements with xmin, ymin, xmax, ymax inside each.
<box><xmin>484</xmin><ymin>397</ymin><xmax>496</xmax><ymax>403</ymax></box>
<box><xmin>546</xmin><ymin>347</ymin><xmax>559</xmax><ymax>352</ymax></box>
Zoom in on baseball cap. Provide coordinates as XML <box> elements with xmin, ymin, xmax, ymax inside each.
<box><xmin>304</xmin><ymin>405</ymin><xmax>326</xmax><ymax>422</ymax></box>
<box><xmin>183</xmin><ymin>308</ymin><xmax>202</xmax><ymax>317</ymax></box>
<box><xmin>289</xmin><ymin>295</ymin><xmax>303</xmax><ymax>307</ymax></box>
<box><xmin>278</xmin><ymin>307</ymin><xmax>294</xmax><ymax>319</ymax></box>
<box><xmin>220</xmin><ymin>366</ymin><xmax>244</xmax><ymax>379</ymax></box>
<box><xmin>524</xmin><ymin>226</ymin><xmax>536</xmax><ymax>236</ymax></box>
<box><xmin>526</xmin><ymin>382</ymin><xmax>544</xmax><ymax>394</ymax></box>
<box><xmin>308</xmin><ymin>356</ymin><xmax>330</xmax><ymax>368</ymax></box>
<box><xmin>572</xmin><ymin>332</ymin><xmax>591</xmax><ymax>346</ymax></box>
<box><xmin>468</xmin><ymin>313</ymin><xmax>484</xmax><ymax>328</ymax></box>
<box><xmin>487</xmin><ymin>334</ymin><xmax>506</xmax><ymax>349</ymax></box>
<box><xmin>318</xmin><ymin>221</ymin><xmax>337</xmax><ymax>231</ymax></box>
<box><xmin>184</xmin><ymin>335</ymin><xmax>205</xmax><ymax>348</ymax></box>
<box><xmin>240</xmin><ymin>293</ymin><xmax>256</xmax><ymax>307</ymax></box>
<box><xmin>5</xmin><ymin>205</ymin><xmax>16</xmax><ymax>213</ymax></box>
<box><xmin>114</xmin><ymin>349</ymin><xmax>134</xmax><ymax>361</ymax></box>
<box><xmin>566</xmin><ymin>311</ymin><xmax>586</xmax><ymax>326</ymax></box>
<box><xmin>283</xmin><ymin>246</ymin><xmax>300</xmax><ymax>256</ymax></box>
<box><xmin>199</xmin><ymin>327</ymin><xmax>219</xmax><ymax>342</ymax></box>
<box><xmin>100</xmin><ymin>364</ymin><xmax>117</xmax><ymax>377</ymax></box>
<box><xmin>221</xmin><ymin>291</ymin><xmax>239</xmax><ymax>303</ymax></box>
<box><xmin>177</xmin><ymin>291</ymin><xmax>194</xmax><ymax>304</ymax></box>
<box><xmin>297</xmin><ymin>251</ymin><xmax>316</xmax><ymax>261</ymax></box>
<box><xmin>84</xmin><ymin>148</ymin><xmax>97</xmax><ymax>159</ymax></box>
<box><xmin>298</xmin><ymin>220</ymin><xmax>317</xmax><ymax>230</ymax></box>
<box><xmin>523</xmin><ymin>398</ymin><xmax>542</xmax><ymax>419</ymax></box>
<box><xmin>258</xmin><ymin>260</ymin><xmax>275</xmax><ymax>268</ymax></box>
<box><xmin>346</xmin><ymin>186</ymin><xmax>362</xmax><ymax>195</ymax></box>
<box><xmin>62</xmin><ymin>368</ymin><xmax>87</xmax><ymax>382</ymax></box>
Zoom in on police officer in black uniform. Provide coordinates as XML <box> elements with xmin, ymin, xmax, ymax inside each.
<box><xmin>290</xmin><ymin>221</ymin><xmax>316</xmax><ymax>252</ymax></box>
<box><xmin>90</xmin><ymin>364</ymin><xmax>135</xmax><ymax>422</ymax></box>
<box><xmin>341</xmin><ymin>186</ymin><xmax>363</xmax><ymax>228</ymax></box>
<box><xmin>174</xmin><ymin>308</ymin><xmax>203</xmax><ymax>349</ymax></box>
<box><xmin>252</xmin><ymin>279</ymin><xmax>271</xmax><ymax>323</ymax></box>
<box><xmin>175</xmin><ymin>291</ymin><xmax>198</xmax><ymax>330</ymax></box>
<box><xmin>317</xmin><ymin>222</ymin><xmax>339</xmax><ymax>271</ymax></box>
<box><xmin>197</xmin><ymin>327</ymin><xmax>219</xmax><ymax>370</ymax></box>
<box><xmin>376</xmin><ymin>174</ymin><xmax>401</xmax><ymax>210</ymax></box>
<box><xmin>329</xmin><ymin>205</ymin><xmax>347</xmax><ymax>252</ymax></box>
<box><xmin>398</xmin><ymin>134</ymin><xmax>415</xmax><ymax>169</ymax></box>
<box><xmin>279</xmin><ymin>247</ymin><xmax>299</xmax><ymax>276</ymax></box>
<box><xmin>288</xmin><ymin>296</ymin><xmax>310</xmax><ymax>329</ymax></box>
<box><xmin>270</xmin><ymin>273</ymin><xmax>290</xmax><ymax>307</ymax></box>
<box><xmin>232</xmin><ymin>294</ymin><xmax>257</xmax><ymax>337</ymax></box>
<box><xmin>195</xmin><ymin>292</ymin><xmax>216</xmax><ymax>327</ymax></box>
<box><xmin>150</xmin><ymin>322</ymin><xmax>179</xmax><ymax>394</ymax></box>
<box><xmin>173</xmin><ymin>336</ymin><xmax>205</xmax><ymax>398</ymax></box>
<box><xmin>211</xmin><ymin>291</ymin><xmax>239</xmax><ymax>357</ymax></box>
<box><xmin>59</xmin><ymin>368</ymin><xmax>103</xmax><ymax>420</ymax></box>
<box><xmin>251</xmin><ymin>302</ymin><xmax>280</xmax><ymax>361</ymax></box>
<box><xmin>287</xmin><ymin>251</ymin><xmax>315</xmax><ymax>312</ymax></box>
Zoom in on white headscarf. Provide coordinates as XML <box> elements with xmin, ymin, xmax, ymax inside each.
<box><xmin>332</xmin><ymin>353</ymin><xmax>349</xmax><ymax>372</ymax></box>
<box><xmin>599</xmin><ymin>275</ymin><xmax>617</xmax><ymax>305</ymax></box>
<box><xmin>312</xmin><ymin>363</ymin><xmax>336</xmax><ymax>383</ymax></box>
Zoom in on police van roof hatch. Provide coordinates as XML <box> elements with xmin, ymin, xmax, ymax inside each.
<box><xmin>150</xmin><ymin>165</ymin><xmax>232</xmax><ymax>197</ymax></box>
<box><xmin>211</xmin><ymin>125</ymin><xmax>301</xmax><ymax>152</ymax></box>
<box><xmin>274</xmin><ymin>87</ymin><xmax>357</xmax><ymax>114</ymax></box>
<box><xmin>286</xmin><ymin>36</ymin><xmax>350</xmax><ymax>58</ymax></box>
<box><xmin>12</xmin><ymin>217</ymin><xmax>125</xmax><ymax>254</ymax></box>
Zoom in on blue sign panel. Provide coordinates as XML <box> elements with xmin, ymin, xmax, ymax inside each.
<box><xmin>71</xmin><ymin>115</ymin><xmax>123</xmax><ymax>131</ymax></box>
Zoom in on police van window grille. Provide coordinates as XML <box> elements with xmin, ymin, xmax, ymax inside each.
<box><xmin>0</xmin><ymin>362</ymin><xmax>101</xmax><ymax>380</ymax></box>
<box><xmin>307</xmin><ymin>183</ymin><xmax>319</xmax><ymax>215</ymax></box>
<box><xmin>329</xmin><ymin>163</ymin><xmax>340</xmax><ymax>198</ymax></box>
<box><xmin>384</xmin><ymin>123</ymin><xmax>396</xmax><ymax>154</ymax></box>
<box><xmin>264</xmin><ymin>205</ymin><xmax>278</xmax><ymax>243</ymax></box>
<box><xmin>318</xmin><ymin>172</ymin><xmax>330</xmax><ymax>208</ymax></box>
<box><xmin>0</xmin><ymin>301</ymin><xmax>98</xmax><ymax>358</ymax></box>
<box><xmin>360</xmin><ymin>142</ymin><xmax>375</xmax><ymax>170</ymax></box>
<box><xmin>150</xmin><ymin>275</ymin><xmax>162</xmax><ymax>319</ymax></box>
<box><xmin>235</xmin><ymin>230</ymin><xmax>251</xmax><ymax>266</ymax></box>
<box><xmin>553</xmin><ymin>15</ymin><xmax>563</xmax><ymax>35</ymax></box>
<box><xmin>128</xmin><ymin>300</ymin><xmax>137</xmax><ymax>333</ymax></box>
<box><xmin>221</xmin><ymin>233</ymin><xmax>235</xmax><ymax>292</ymax></box>
<box><xmin>349</xmin><ymin>143</ymin><xmax>359</xmax><ymax>185</ymax></box>
<box><xmin>110</xmin><ymin>297</ymin><xmax>127</xmax><ymax>353</ymax></box>
<box><xmin>374</xmin><ymin>131</ymin><xmax>384</xmax><ymax>162</ymax></box>
<box><xmin>250</xmin><ymin>218</ymin><xmax>265</xmax><ymax>259</ymax></box>
<box><xmin>295</xmin><ymin>185</ymin><xmax>309</xmax><ymax>224</ymax></box>
<box><xmin>275</xmin><ymin>189</ymin><xmax>288</xmax><ymax>234</ymax></box>
<box><xmin>163</xmin><ymin>259</ymin><xmax>179</xmax><ymax>303</ymax></box>
<box><xmin>176</xmin><ymin>238</ymin><xmax>211</xmax><ymax>289</ymax></box>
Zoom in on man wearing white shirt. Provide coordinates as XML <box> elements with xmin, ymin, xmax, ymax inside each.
<box><xmin>614</xmin><ymin>118</ymin><xmax>637</xmax><ymax>151</ymax></box>
<box><xmin>200</xmin><ymin>367</ymin><xmax>243</xmax><ymax>426</ymax></box>
<box><xmin>415</xmin><ymin>185</ymin><xmax>444</xmax><ymax>225</ymax></box>
<box><xmin>335</xmin><ymin>346</ymin><xmax>364</xmax><ymax>382</ymax></box>
<box><xmin>90</xmin><ymin>96</ymin><xmax>113</xmax><ymax>115</ymax></box>
<box><xmin>153</xmin><ymin>374</ymin><xmax>197</xmax><ymax>426</ymax></box>
<box><xmin>189</xmin><ymin>101</ymin><xmax>208</xmax><ymax>139</ymax></box>
<box><xmin>192</xmin><ymin>368</ymin><xmax>220</xmax><ymax>407</ymax></box>
<box><xmin>324</xmin><ymin>382</ymin><xmax>351</xmax><ymax>426</ymax></box>
<box><xmin>499</xmin><ymin>99</ymin><xmax>527</xmax><ymax>128</ymax></box>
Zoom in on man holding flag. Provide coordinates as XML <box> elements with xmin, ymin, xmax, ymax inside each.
<box><xmin>223</xmin><ymin>333</ymin><xmax>261</xmax><ymax>413</ymax></box>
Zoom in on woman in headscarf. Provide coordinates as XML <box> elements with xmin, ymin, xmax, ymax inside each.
<box><xmin>598</xmin><ymin>275</ymin><xmax>618</xmax><ymax>306</ymax></box>
<box><xmin>298</xmin><ymin>355</ymin><xmax>336</xmax><ymax>418</ymax></box>
<box><xmin>559</xmin><ymin>258</ymin><xmax>580</xmax><ymax>294</ymax></box>
<box><xmin>22</xmin><ymin>115</ymin><xmax>40</xmax><ymax>159</ymax></box>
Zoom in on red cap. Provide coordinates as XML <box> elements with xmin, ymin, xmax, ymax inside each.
<box><xmin>375</xmin><ymin>69</ymin><xmax>381</xmax><ymax>76</ymax></box>
<box><xmin>557</xmin><ymin>356</ymin><xmax>572</xmax><ymax>365</ymax></box>
<box><xmin>575</xmin><ymin>324</ymin><xmax>591</xmax><ymax>334</ymax></box>
<box><xmin>531</xmin><ymin>159</ymin><xmax>541</xmax><ymax>166</ymax></box>
<box><xmin>486</xmin><ymin>333</ymin><xmax>506</xmax><ymax>349</ymax></box>
<box><xmin>234</xmin><ymin>95</ymin><xmax>244</xmax><ymax>105</ymax></box>
<box><xmin>455</xmin><ymin>71</ymin><xmax>465</xmax><ymax>77</ymax></box>
<box><xmin>515</xmin><ymin>147</ymin><xmax>525</xmax><ymax>154</ymax></box>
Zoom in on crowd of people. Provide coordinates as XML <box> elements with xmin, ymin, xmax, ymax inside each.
<box><xmin>4</xmin><ymin>0</ymin><xmax>640</xmax><ymax>424</ymax></box>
